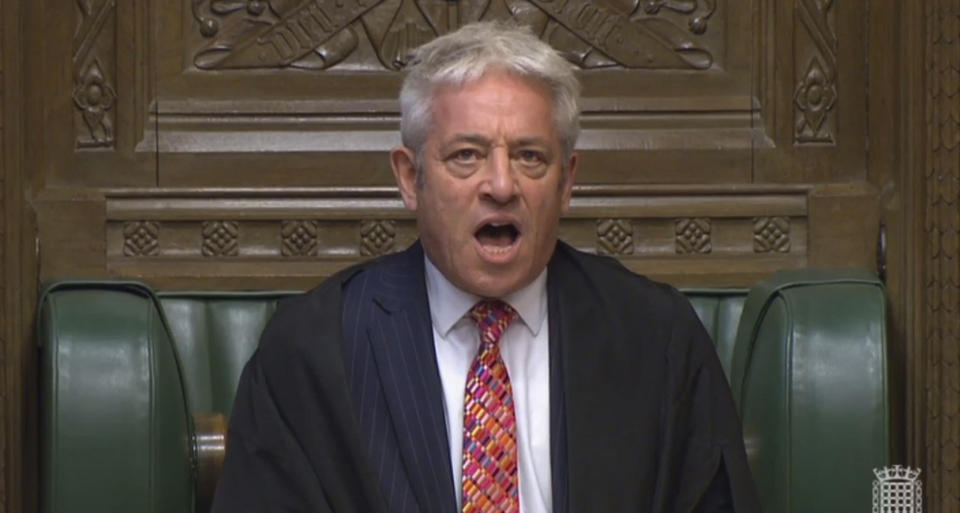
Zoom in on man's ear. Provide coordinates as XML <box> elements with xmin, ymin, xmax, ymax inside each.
<box><xmin>560</xmin><ymin>152</ymin><xmax>578</xmax><ymax>214</ymax></box>
<box><xmin>390</xmin><ymin>146</ymin><xmax>419</xmax><ymax>211</ymax></box>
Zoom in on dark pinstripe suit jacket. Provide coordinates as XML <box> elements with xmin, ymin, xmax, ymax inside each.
<box><xmin>212</xmin><ymin>242</ymin><xmax>760</xmax><ymax>513</ymax></box>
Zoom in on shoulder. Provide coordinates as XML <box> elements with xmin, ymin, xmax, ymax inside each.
<box><xmin>256</xmin><ymin>248</ymin><xmax>413</xmax><ymax>361</ymax></box>
<box><xmin>551</xmin><ymin>241</ymin><xmax>689</xmax><ymax>319</ymax></box>
<box><xmin>552</xmin><ymin>241</ymin><xmax>718</xmax><ymax>385</ymax></box>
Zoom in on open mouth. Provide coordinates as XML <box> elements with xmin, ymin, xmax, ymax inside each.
<box><xmin>475</xmin><ymin>222</ymin><xmax>520</xmax><ymax>253</ymax></box>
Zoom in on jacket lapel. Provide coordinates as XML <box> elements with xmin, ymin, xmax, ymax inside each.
<box><xmin>366</xmin><ymin>244</ymin><xmax>457</xmax><ymax>513</ymax></box>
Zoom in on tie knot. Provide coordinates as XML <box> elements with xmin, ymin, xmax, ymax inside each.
<box><xmin>469</xmin><ymin>300</ymin><xmax>518</xmax><ymax>346</ymax></box>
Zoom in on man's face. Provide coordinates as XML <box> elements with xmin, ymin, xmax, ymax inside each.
<box><xmin>392</xmin><ymin>71</ymin><xmax>578</xmax><ymax>298</ymax></box>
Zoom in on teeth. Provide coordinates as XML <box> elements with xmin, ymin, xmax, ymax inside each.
<box><xmin>484</xmin><ymin>245</ymin><xmax>513</xmax><ymax>254</ymax></box>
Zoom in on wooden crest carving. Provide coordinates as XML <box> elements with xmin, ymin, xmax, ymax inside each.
<box><xmin>189</xmin><ymin>0</ymin><xmax>718</xmax><ymax>70</ymax></box>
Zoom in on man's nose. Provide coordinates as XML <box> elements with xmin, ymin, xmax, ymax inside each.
<box><xmin>483</xmin><ymin>149</ymin><xmax>516</xmax><ymax>203</ymax></box>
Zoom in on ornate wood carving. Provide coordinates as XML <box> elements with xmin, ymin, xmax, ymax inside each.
<box><xmin>752</xmin><ymin>216</ymin><xmax>790</xmax><ymax>253</ymax></box>
<box><xmin>596</xmin><ymin>218</ymin><xmax>633</xmax><ymax>255</ymax></box>
<box><xmin>281</xmin><ymin>220</ymin><xmax>319</xmax><ymax>256</ymax></box>
<box><xmin>122</xmin><ymin>221</ymin><xmax>160</xmax><ymax>257</ymax></box>
<box><xmin>98</xmin><ymin>186</ymin><xmax>822</xmax><ymax>286</ymax></box>
<box><xmin>675</xmin><ymin>217</ymin><xmax>711</xmax><ymax>254</ymax></box>
<box><xmin>201</xmin><ymin>221</ymin><xmax>240</xmax><ymax>256</ymax></box>
<box><xmin>794</xmin><ymin>0</ymin><xmax>837</xmax><ymax>144</ymax></box>
<box><xmin>359</xmin><ymin>219</ymin><xmax>397</xmax><ymax>256</ymax></box>
<box><xmin>189</xmin><ymin>0</ymin><xmax>718</xmax><ymax>70</ymax></box>
<box><xmin>923</xmin><ymin>0</ymin><xmax>960</xmax><ymax>509</ymax></box>
<box><xmin>73</xmin><ymin>0</ymin><xmax>116</xmax><ymax>148</ymax></box>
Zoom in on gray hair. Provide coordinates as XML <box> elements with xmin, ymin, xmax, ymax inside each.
<box><xmin>399</xmin><ymin>21</ymin><xmax>581</xmax><ymax>166</ymax></box>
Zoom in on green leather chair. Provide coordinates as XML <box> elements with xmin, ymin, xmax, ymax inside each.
<box><xmin>37</xmin><ymin>270</ymin><xmax>889</xmax><ymax>513</ymax></box>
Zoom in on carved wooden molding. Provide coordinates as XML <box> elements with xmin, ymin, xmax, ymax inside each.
<box><xmin>281</xmin><ymin>220</ymin><xmax>319</xmax><ymax>257</ymax></box>
<box><xmin>922</xmin><ymin>0</ymin><xmax>960</xmax><ymax>509</ymax></box>
<box><xmin>752</xmin><ymin>216</ymin><xmax>790</xmax><ymax>253</ymax></box>
<box><xmin>597</xmin><ymin>218</ymin><xmax>634</xmax><ymax>255</ymax></box>
<box><xmin>794</xmin><ymin>0</ymin><xmax>837</xmax><ymax>144</ymax></box>
<box><xmin>675</xmin><ymin>217</ymin><xmax>711</xmax><ymax>254</ymax></box>
<box><xmin>98</xmin><ymin>186</ymin><xmax>819</xmax><ymax>285</ymax></box>
<box><xmin>74</xmin><ymin>0</ymin><xmax>116</xmax><ymax>148</ymax></box>
<box><xmin>359</xmin><ymin>220</ymin><xmax>397</xmax><ymax>256</ymax></box>
<box><xmin>188</xmin><ymin>0</ymin><xmax>718</xmax><ymax>70</ymax></box>
<box><xmin>201</xmin><ymin>221</ymin><xmax>240</xmax><ymax>257</ymax></box>
<box><xmin>122</xmin><ymin>221</ymin><xmax>160</xmax><ymax>256</ymax></box>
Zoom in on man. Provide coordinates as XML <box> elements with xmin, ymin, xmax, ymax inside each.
<box><xmin>212</xmin><ymin>21</ymin><xmax>759</xmax><ymax>513</ymax></box>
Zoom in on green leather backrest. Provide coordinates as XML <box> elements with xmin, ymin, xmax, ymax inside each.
<box><xmin>157</xmin><ymin>290</ymin><xmax>745</xmax><ymax>421</ymax></box>
<box><xmin>37</xmin><ymin>271</ymin><xmax>889</xmax><ymax>513</ymax></box>
<box><xmin>157</xmin><ymin>293</ymin><xmax>291</xmax><ymax>419</ymax></box>
<box><xmin>730</xmin><ymin>269</ymin><xmax>889</xmax><ymax>513</ymax></box>
<box><xmin>156</xmin><ymin>290</ymin><xmax>747</xmax><ymax>415</ymax></box>
<box><xmin>682</xmin><ymin>289</ymin><xmax>748</xmax><ymax>378</ymax></box>
<box><xmin>39</xmin><ymin>283</ymin><xmax>193</xmax><ymax>513</ymax></box>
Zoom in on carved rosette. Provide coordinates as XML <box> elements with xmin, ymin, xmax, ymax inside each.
<box><xmin>359</xmin><ymin>220</ymin><xmax>396</xmax><ymax>256</ymax></box>
<box><xmin>675</xmin><ymin>218</ymin><xmax>711</xmax><ymax>254</ymax></box>
<box><xmin>201</xmin><ymin>221</ymin><xmax>240</xmax><ymax>257</ymax></box>
<box><xmin>73</xmin><ymin>0</ymin><xmax>117</xmax><ymax>148</ymax></box>
<box><xmin>753</xmin><ymin>217</ymin><xmax>790</xmax><ymax>253</ymax></box>
<box><xmin>596</xmin><ymin>218</ymin><xmax>633</xmax><ymax>255</ymax></box>
<box><xmin>189</xmin><ymin>0</ymin><xmax>719</xmax><ymax>71</ymax></box>
<box><xmin>794</xmin><ymin>0</ymin><xmax>837</xmax><ymax>144</ymax></box>
<box><xmin>122</xmin><ymin>221</ymin><xmax>160</xmax><ymax>257</ymax></box>
<box><xmin>795</xmin><ymin>58</ymin><xmax>837</xmax><ymax>142</ymax></box>
<box><xmin>281</xmin><ymin>220</ymin><xmax>319</xmax><ymax>257</ymax></box>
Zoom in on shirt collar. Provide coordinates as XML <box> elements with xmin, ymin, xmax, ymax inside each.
<box><xmin>424</xmin><ymin>255</ymin><xmax>547</xmax><ymax>338</ymax></box>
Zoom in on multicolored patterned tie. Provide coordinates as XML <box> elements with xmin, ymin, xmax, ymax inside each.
<box><xmin>461</xmin><ymin>300</ymin><xmax>520</xmax><ymax>513</ymax></box>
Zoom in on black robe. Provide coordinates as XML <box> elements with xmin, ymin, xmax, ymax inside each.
<box><xmin>212</xmin><ymin>242</ymin><xmax>760</xmax><ymax>513</ymax></box>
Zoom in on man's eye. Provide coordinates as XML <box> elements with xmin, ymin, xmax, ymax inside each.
<box><xmin>452</xmin><ymin>149</ymin><xmax>481</xmax><ymax>163</ymax></box>
<box><xmin>516</xmin><ymin>150</ymin><xmax>545</xmax><ymax>165</ymax></box>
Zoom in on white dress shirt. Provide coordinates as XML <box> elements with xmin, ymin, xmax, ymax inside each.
<box><xmin>424</xmin><ymin>257</ymin><xmax>552</xmax><ymax>513</ymax></box>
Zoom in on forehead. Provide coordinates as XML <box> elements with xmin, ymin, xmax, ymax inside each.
<box><xmin>427</xmin><ymin>72</ymin><xmax>558</xmax><ymax>140</ymax></box>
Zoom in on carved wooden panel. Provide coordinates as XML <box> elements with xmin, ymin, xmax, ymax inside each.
<box><xmin>922</xmin><ymin>0</ymin><xmax>960</xmax><ymax>510</ymax></box>
<box><xmin>188</xmin><ymin>0</ymin><xmax>721</xmax><ymax>71</ymax></box>
<box><xmin>154</xmin><ymin>0</ymin><xmax>753</xmax><ymax>187</ymax></box>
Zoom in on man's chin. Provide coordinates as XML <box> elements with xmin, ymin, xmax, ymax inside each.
<box><xmin>459</xmin><ymin>267</ymin><xmax>533</xmax><ymax>299</ymax></box>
